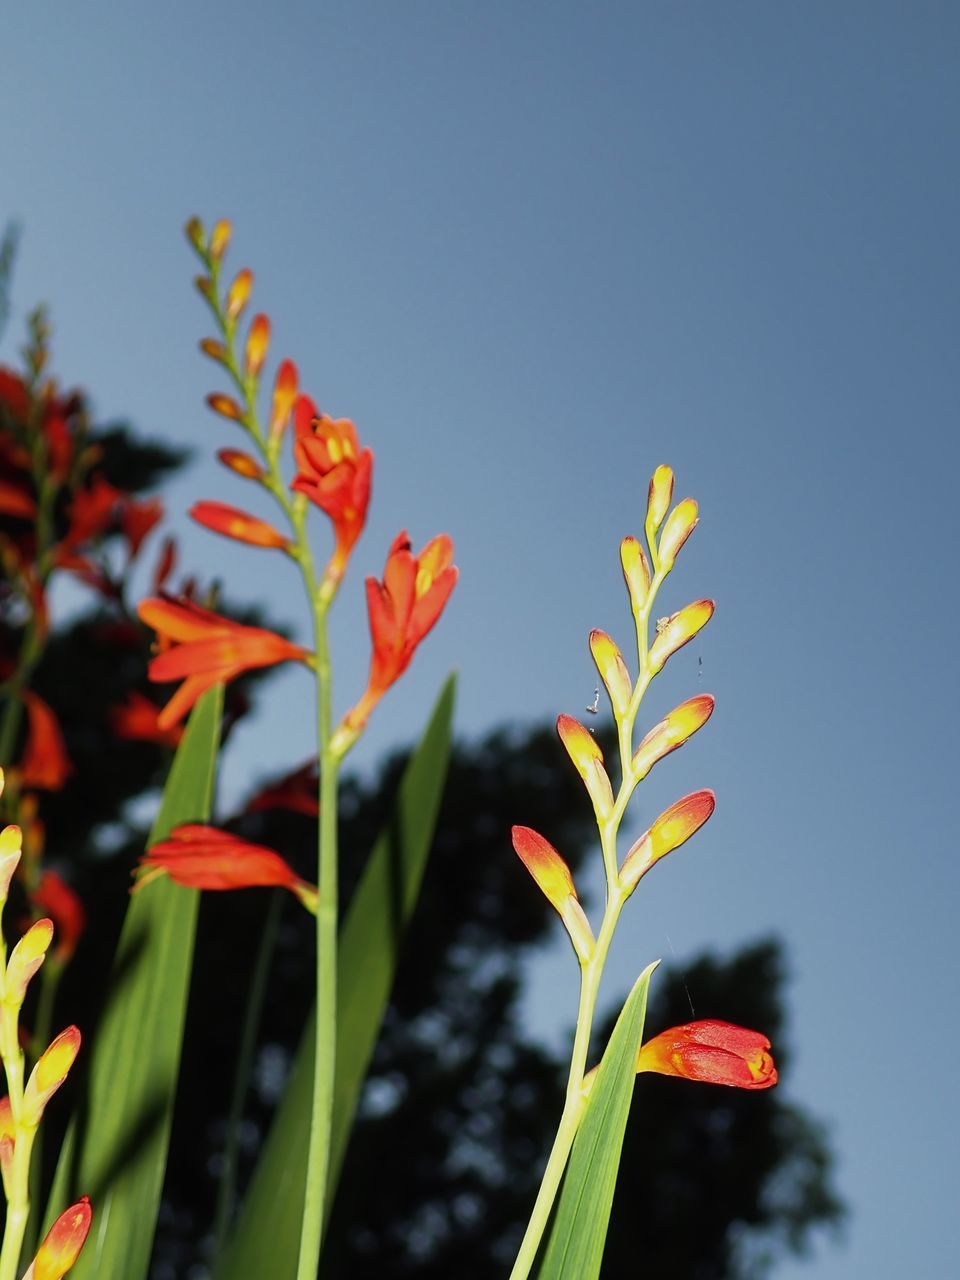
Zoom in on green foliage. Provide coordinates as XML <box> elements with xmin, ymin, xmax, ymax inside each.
<box><xmin>537</xmin><ymin>964</ymin><xmax>654</xmax><ymax>1280</ymax></box>
<box><xmin>213</xmin><ymin>675</ymin><xmax>456</xmax><ymax>1280</ymax></box>
<box><xmin>43</xmin><ymin>685</ymin><xmax>224</xmax><ymax>1280</ymax></box>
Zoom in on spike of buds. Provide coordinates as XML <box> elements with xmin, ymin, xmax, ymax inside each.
<box><xmin>23</xmin><ymin>1195</ymin><xmax>93</xmax><ymax>1280</ymax></box>
<box><xmin>620</xmin><ymin>790</ymin><xmax>715</xmax><ymax>892</ymax></box>
<box><xmin>511</xmin><ymin>826</ymin><xmax>594</xmax><ymax>963</ymax></box>
<box><xmin>206</xmin><ymin>393</ymin><xmax>245</xmax><ymax>423</ymax></box>
<box><xmin>556</xmin><ymin>715</ymin><xmax>614</xmax><ymax>820</ymax></box>
<box><xmin>658</xmin><ymin>498</ymin><xmax>699</xmax><ymax>571</ymax></box>
<box><xmin>620</xmin><ymin>536</ymin><xmax>651</xmax><ymax>615</ymax></box>
<box><xmin>226</xmin><ymin>269</ymin><xmax>253</xmax><ymax>322</ymax></box>
<box><xmin>269</xmin><ymin>360</ymin><xmax>299</xmax><ymax>439</ymax></box>
<box><xmin>645</xmin><ymin>464</ymin><xmax>674</xmax><ymax>552</ymax></box>
<box><xmin>244</xmin><ymin>313</ymin><xmax>271</xmax><ymax>379</ymax></box>
<box><xmin>4</xmin><ymin>918</ymin><xmax>54</xmax><ymax>1007</ymax></box>
<box><xmin>648</xmin><ymin>600</ymin><xmax>714</xmax><ymax>675</ymax></box>
<box><xmin>22</xmin><ymin>1026</ymin><xmax>81</xmax><ymax>1127</ymax></box>
<box><xmin>209</xmin><ymin>219</ymin><xmax>232</xmax><ymax>260</ymax></box>
<box><xmin>632</xmin><ymin>694</ymin><xmax>715</xmax><ymax>780</ymax></box>
<box><xmin>217</xmin><ymin>448</ymin><xmax>265</xmax><ymax>481</ymax></box>
<box><xmin>589</xmin><ymin>630</ymin><xmax>633</xmax><ymax>719</ymax></box>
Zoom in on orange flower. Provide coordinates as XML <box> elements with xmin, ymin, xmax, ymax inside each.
<box><xmin>22</xmin><ymin>1195</ymin><xmax>92</xmax><ymax>1280</ymax></box>
<box><xmin>338</xmin><ymin>532</ymin><xmax>457</xmax><ymax>737</ymax></box>
<box><xmin>637</xmin><ymin>1020</ymin><xmax>777</xmax><ymax>1089</ymax></box>
<box><xmin>20</xmin><ymin>692</ymin><xmax>72</xmax><ymax>791</ymax></box>
<box><xmin>619</xmin><ymin>789</ymin><xmax>715</xmax><ymax>892</ymax></box>
<box><xmin>290</xmin><ymin>394</ymin><xmax>373</xmax><ymax>581</ymax></box>
<box><xmin>511</xmin><ymin>826</ymin><xmax>594</xmax><ymax>963</ymax></box>
<box><xmin>31</xmin><ymin>871</ymin><xmax>86</xmax><ymax>964</ymax></box>
<box><xmin>189</xmin><ymin>500</ymin><xmax>291</xmax><ymax>551</ymax></box>
<box><xmin>137</xmin><ymin>824</ymin><xmax>317</xmax><ymax>912</ymax></box>
<box><xmin>109</xmin><ymin>690</ymin><xmax>184</xmax><ymax>749</ymax></box>
<box><xmin>138</xmin><ymin>596</ymin><xmax>310</xmax><ymax>729</ymax></box>
<box><xmin>62</xmin><ymin>474</ymin><xmax>123</xmax><ymax>548</ymax></box>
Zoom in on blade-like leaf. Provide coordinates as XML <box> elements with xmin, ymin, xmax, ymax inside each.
<box><xmin>42</xmin><ymin>685</ymin><xmax>224</xmax><ymax>1280</ymax></box>
<box><xmin>538</xmin><ymin>961</ymin><xmax>658</xmax><ymax>1280</ymax></box>
<box><xmin>214</xmin><ymin>674</ymin><xmax>456</xmax><ymax>1280</ymax></box>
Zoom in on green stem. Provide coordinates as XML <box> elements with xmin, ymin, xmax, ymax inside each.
<box><xmin>212</xmin><ymin>890</ymin><xmax>283</xmax><ymax>1258</ymax></box>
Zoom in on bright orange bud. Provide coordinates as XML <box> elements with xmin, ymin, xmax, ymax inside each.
<box><xmin>31</xmin><ymin>873</ymin><xmax>86</xmax><ymax>965</ymax></box>
<box><xmin>138</xmin><ymin>596</ymin><xmax>310</xmax><ymax>729</ymax></box>
<box><xmin>645</xmin><ymin>464</ymin><xmax>674</xmax><ymax>548</ymax></box>
<box><xmin>511</xmin><ymin>826</ymin><xmax>594</xmax><ymax>963</ymax></box>
<box><xmin>23</xmin><ymin>1195</ymin><xmax>92</xmax><ymax>1280</ymax></box>
<box><xmin>4</xmin><ymin>918</ymin><xmax>54</xmax><ymax>1005</ymax></box>
<box><xmin>620</xmin><ymin>789</ymin><xmax>715</xmax><ymax>892</ymax></box>
<box><xmin>637</xmin><ymin>1020</ymin><xmax>777</xmax><ymax>1089</ymax></box>
<box><xmin>658</xmin><ymin>497</ymin><xmax>699</xmax><ymax>570</ymax></box>
<box><xmin>23</xmin><ymin>1026</ymin><xmax>81</xmax><ymax>1126</ymax></box>
<box><xmin>648</xmin><ymin>599</ymin><xmax>714</xmax><ymax>675</ymax></box>
<box><xmin>217</xmin><ymin>448</ymin><xmax>265</xmax><ymax>481</ymax></box>
<box><xmin>632</xmin><ymin>694</ymin><xmax>715</xmax><ymax>780</ymax></box>
<box><xmin>209</xmin><ymin>218</ymin><xmax>232</xmax><ymax>260</ymax></box>
<box><xmin>190</xmin><ymin>501</ymin><xmax>291</xmax><ymax>551</ymax></box>
<box><xmin>20</xmin><ymin>692</ymin><xmax>72</xmax><ymax>791</ymax></box>
<box><xmin>138</xmin><ymin>824</ymin><xmax>318</xmax><ymax>912</ymax></box>
<box><xmin>291</xmin><ymin>395</ymin><xmax>373</xmax><ymax>581</ymax></box>
<box><xmin>269</xmin><ymin>359</ymin><xmax>298</xmax><ymax>439</ymax></box>
<box><xmin>556</xmin><ymin>714</ymin><xmax>613</xmax><ymax>819</ymax></box>
<box><xmin>337</xmin><ymin>532</ymin><xmax>458</xmax><ymax>740</ymax></box>
<box><xmin>244</xmin><ymin>313</ymin><xmax>270</xmax><ymax>378</ymax></box>
<box><xmin>206</xmin><ymin>392</ymin><xmax>245</xmax><ymax>423</ymax></box>
<box><xmin>185</xmin><ymin>217</ymin><xmax>205</xmax><ymax>252</ymax></box>
<box><xmin>0</xmin><ymin>823</ymin><xmax>22</xmax><ymax>901</ymax></box>
<box><xmin>226</xmin><ymin>268</ymin><xmax>253</xmax><ymax>321</ymax></box>
<box><xmin>620</xmin><ymin>536</ymin><xmax>651</xmax><ymax>614</ymax></box>
<box><xmin>589</xmin><ymin>630</ymin><xmax>632</xmax><ymax>719</ymax></box>
<box><xmin>199</xmin><ymin>337</ymin><xmax>228</xmax><ymax>362</ymax></box>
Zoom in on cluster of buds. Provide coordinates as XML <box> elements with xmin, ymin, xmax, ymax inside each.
<box><xmin>130</xmin><ymin>219</ymin><xmax>458</xmax><ymax>902</ymax></box>
<box><xmin>0</xmin><ymin>771</ymin><xmax>90</xmax><ymax>1278</ymax></box>
<box><xmin>512</xmin><ymin>464</ymin><xmax>777</xmax><ymax>1092</ymax></box>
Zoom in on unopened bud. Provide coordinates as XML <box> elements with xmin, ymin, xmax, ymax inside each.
<box><xmin>244</xmin><ymin>313</ymin><xmax>271</xmax><ymax>378</ymax></box>
<box><xmin>226</xmin><ymin>269</ymin><xmax>253</xmax><ymax>322</ymax></box>
<box><xmin>658</xmin><ymin>498</ymin><xmax>699</xmax><ymax>571</ymax></box>
<box><xmin>620</xmin><ymin>536</ymin><xmax>651</xmax><ymax>614</ymax></box>
<box><xmin>209</xmin><ymin>219</ymin><xmax>232</xmax><ymax>260</ymax></box>
<box><xmin>645</xmin><ymin>464</ymin><xmax>674</xmax><ymax>549</ymax></box>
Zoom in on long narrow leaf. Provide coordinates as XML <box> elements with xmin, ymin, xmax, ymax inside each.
<box><xmin>538</xmin><ymin>961</ymin><xmax>658</xmax><ymax>1280</ymax></box>
<box><xmin>214</xmin><ymin>674</ymin><xmax>456</xmax><ymax>1280</ymax></box>
<box><xmin>43</xmin><ymin>685</ymin><xmax>224</xmax><ymax>1279</ymax></box>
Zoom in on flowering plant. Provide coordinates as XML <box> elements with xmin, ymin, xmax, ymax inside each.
<box><xmin>0</xmin><ymin>219</ymin><xmax>778</xmax><ymax>1280</ymax></box>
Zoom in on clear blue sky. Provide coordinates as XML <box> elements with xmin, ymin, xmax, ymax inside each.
<box><xmin>4</xmin><ymin>4</ymin><xmax>959</xmax><ymax>1275</ymax></box>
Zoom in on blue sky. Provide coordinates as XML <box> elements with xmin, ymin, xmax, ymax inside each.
<box><xmin>4</xmin><ymin>3</ymin><xmax>959</xmax><ymax>1275</ymax></box>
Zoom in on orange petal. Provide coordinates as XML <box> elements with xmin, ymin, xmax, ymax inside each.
<box><xmin>632</xmin><ymin>694</ymin><xmax>715</xmax><ymax>780</ymax></box>
<box><xmin>648</xmin><ymin>600</ymin><xmax>715</xmax><ymax>675</ymax></box>
<box><xmin>589</xmin><ymin>630</ymin><xmax>632</xmax><ymax>718</ymax></box>
<box><xmin>658</xmin><ymin>498</ymin><xmax>699</xmax><ymax>570</ymax></box>
<box><xmin>20</xmin><ymin>692</ymin><xmax>72</xmax><ymax>791</ymax></box>
<box><xmin>620</xmin><ymin>789</ymin><xmax>715</xmax><ymax>891</ymax></box>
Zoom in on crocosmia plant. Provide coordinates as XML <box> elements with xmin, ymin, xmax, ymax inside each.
<box><xmin>0</xmin><ymin>217</ymin><xmax>777</xmax><ymax>1280</ymax></box>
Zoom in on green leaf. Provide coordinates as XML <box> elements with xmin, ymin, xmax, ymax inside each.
<box><xmin>538</xmin><ymin>961</ymin><xmax>658</xmax><ymax>1280</ymax></box>
<box><xmin>214</xmin><ymin>674</ymin><xmax>456</xmax><ymax>1280</ymax></box>
<box><xmin>42</xmin><ymin>685</ymin><xmax>224</xmax><ymax>1279</ymax></box>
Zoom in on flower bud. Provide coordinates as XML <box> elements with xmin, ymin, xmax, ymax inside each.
<box><xmin>206</xmin><ymin>393</ymin><xmax>245</xmax><ymax>423</ymax></box>
<box><xmin>209</xmin><ymin>219</ymin><xmax>232</xmax><ymax>260</ymax></box>
<box><xmin>632</xmin><ymin>694</ymin><xmax>714</xmax><ymax>780</ymax></box>
<box><xmin>620</xmin><ymin>790</ymin><xmax>715</xmax><ymax>892</ymax></box>
<box><xmin>217</xmin><ymin>448</ymin><xmax>265</xmax><ymax>481</ymax></box>
<box><xmin>511</xmin><ymin>826</ymin><xmax>594</xmax><ymax>963</ymax></box>
<box><xmin>0</xmin><ymin>825</ymin><xmax>22</xmax><ymax>902</ymax></box>
<box><xmin>199</xmin><ymin>338</ymin><xmax>227</xmax><ymax>362</ymax></box>
<box><xmin>4</xmin><ymin>918</ymin><xmax>54</xmax><ymax>1007</ymax></box>
<box><xmin>244</xmin><ymin>313</ymin><xmax>271</xmax><ymax>378</ymax></box>
<box><xmin>184</xmin><ymin>217</ymin><xmax>205</xmax><ymax>253</ymax></box>
<box><xmin>620</xmin><ymin>536</ymin><xmax>651</xmax><ymax>614</ymax></box>
<box><xmin>24</xmin><ymin>1195</ymin><xmax>93</xmax><ymax>1280</ymax></box>
<box><xmin>645</xmin><ymin>464</ymin><xmax>674</xmax><ymax>547</ymax></box>
<box><xmin>589</xmin><ymin>630</ymin><xmax>632</xmax><ymax>719</ymax></box>
<box><xmin>647</xmin><ymin>600</ymin><xmax>714</xmax><ymax>675</ymax></box>
<box><xmin>556</xmin><ymin>715</ymin><xmax>613</xmax><ymax>820</ymax></box>
<box><xmin>269</xmin><ymin>359</ymin><xmax>299</xmax><ymax>439</ymax></box>
<box><xmin>22</xmin><ymin>1026</ymin><xmax>81</xmax><ymax>1127</ymax></box>
<box><xmin>658</xmin><ymin>498</ymin><xmax>699</xmax><ymax>571</ymax></box>
<box><xmin>226</xmin><ymin>269</ymin><xmax>253</xmax><ymax>322</ymax></box>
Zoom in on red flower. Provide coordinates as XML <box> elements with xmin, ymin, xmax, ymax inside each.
<box><xmin>636</xmin><ymin>1020</ymin><xmax>777</xmax><ymax>1090</ymax></box>
<box><xmin>339</xmin><ymin>531</ymin><xmax>457</xmax><ymax>736</ymax></box>
<box><xmin>31</xmin><ymin>871</ymin><xmax>86</xmax><ymax>964</ymax></box>
<box><xmin>22</xmin><ymin>1196</ymin><xmax>92</xmax><ymax>1280</ymax></box>
<box><xmin>109</xmin><ymin>690</ymin><xmax>184</xmax><ymax>749</ymax></box>
<box><xmin>245</xmin><ymin>760</ymin><xmax>319</xmax><ymax>817</ymax></box>
<box><xmin>290</xmin><ymin>395</ymin><xmax>373</xmax><ymax>581</ymax></box>
<box><xmin>138</xmin><ymin>596</ymin><xmax>310</xmax><ymax>730</ymax></box>
<box><xmin>19</xmin><ymin>692</ymin><xmax>72</xmax><ymax>791</ymax></box>
<box><xmin>62</xmin><ymin>474</ymin><xmax>123</xmax><ymax>548</ymax></box>
<box><xmin>137</xmin><ymin>824</ymin><xmax>317</xmax><ymax>911</ymax></box>
<box><xmin>120</xmin><ymin>496</ymin><xmax>163</xmax><ymax>559</ymax></box>
<box><xmin>190</xmin><ymin>500</ymin><xmax>290</xmax><ymax>551</ymax></box>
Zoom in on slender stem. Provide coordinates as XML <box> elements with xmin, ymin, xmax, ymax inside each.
<box><xmin>212</xmin><ymin>891</ymin><xmax>283</xmax><ymax>1257</ymax></box>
